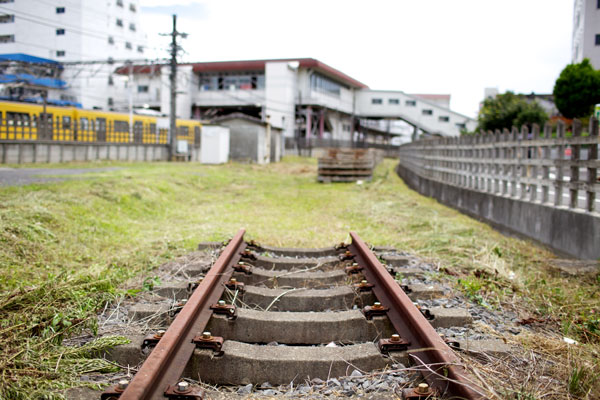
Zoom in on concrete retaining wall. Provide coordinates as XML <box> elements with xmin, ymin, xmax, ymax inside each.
<box><xmin>396</xmin><ymin>163</ymin><xmax>600</xmax><ymax>259</ymax></box>
<box><xmin>0</xmin><ymin>141</ymin><xmax>201</xmax><ymax>164</ymax></box>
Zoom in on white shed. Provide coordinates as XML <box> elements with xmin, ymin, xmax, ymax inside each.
<box><xmin>200</xmin><ymin>125</ymin><xmax>230</xmax><ymax>164</ymax></box>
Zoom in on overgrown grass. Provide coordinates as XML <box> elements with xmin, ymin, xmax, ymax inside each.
<box><xmin>0</xmin><ymin>157</ymin><xmax>598</xmax><ymax>398</ymax></box>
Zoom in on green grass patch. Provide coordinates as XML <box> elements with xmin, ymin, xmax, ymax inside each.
<box><xmin>0</xmin><ymin>157</ymin><xmax>598</xmax><ymax>398</ymax></box>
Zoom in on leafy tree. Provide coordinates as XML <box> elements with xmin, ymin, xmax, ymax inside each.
<box><xmin>553</xmin><ymin>59</ymin><xmax>600</xmax><ymax>118</ymax></box>
<box><xmin>477</xmin><ymin>91</ymin><xmax>548</xmax><ymax>132</ymax></box>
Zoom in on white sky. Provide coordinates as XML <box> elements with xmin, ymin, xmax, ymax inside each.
<box><xmin>139</xmin><ymin>0</ymin><xmax>574</xmax><ymax>118</ymax></box>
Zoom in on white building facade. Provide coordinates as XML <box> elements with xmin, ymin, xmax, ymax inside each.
<box><xmin>0</xmin><ymin>0</ymin><xmax>147</xmax><ymax>109</ymax></box>
<box><xmin>572</xmin><ymin>0</ymin><xmax>600</xmax><ymax>68</ymax></box>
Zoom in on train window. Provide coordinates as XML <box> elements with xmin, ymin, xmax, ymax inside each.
<box><xmin>114</xmin><ymin>120</ymin><xmax>129</xmax><ymax>132</ymax></box>
<box><xmin>96</xmin><ymin>118</ymin><xmax>106</xmax><ymax>132</ymax></box>
<box><xmin>177</xmin><ymin>126</ymin><xmax>189</xmax><ymax>136</ymax></box>
<box><xmin>32</xmin><ymin>115</ymin><xmax>37</xmax><ymax>128</ymax></box>
<box><xmin>7</xmin><ymin>112</ymin><xmax>30</xmax><ymax>126</ymax></box>
<box><xmin>80</xmin><ymin>117</ymin><xmax>89</xmax><ymax>130</ymax></box>
<box><xmin>150</xmin><ymin>123</ymin><xmax>156</xmax><ymax>133</ymax></box>
<box><xmin>62</xmin><ymin>116</ymin><xmax>71</xmax><ymax>129</ymax></box>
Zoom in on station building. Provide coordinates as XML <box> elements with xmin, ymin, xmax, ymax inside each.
<box><xmin>115</xmin><ymin>58</ymin><xmax>476</xmax><ymax>143</ymax></box>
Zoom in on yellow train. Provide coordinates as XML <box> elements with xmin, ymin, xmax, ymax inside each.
<box><xmin>0</xmin><ymin>101</ymin><xmax>200</xmax><ymax>146</ymax></box>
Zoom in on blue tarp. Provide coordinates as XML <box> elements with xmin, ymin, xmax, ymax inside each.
<box><xmin>0</xmin><ymin>53</ymin><xmax>61</xmax><ymax>65</ymax></box>
<box><xmin>0</xmin><ymin>95</ymin><xmax>82</xmax><ymax>108</ymax></box>
<box><xmin>0</xmin><ymin>73</ymin><xmax>67</xmax><ymax>89</ymax></box>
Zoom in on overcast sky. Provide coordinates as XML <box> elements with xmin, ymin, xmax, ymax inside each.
<box><xmin>139</xmin><ymin>0</ymin><xmax>574</xmax><ymax>118</ymax></box>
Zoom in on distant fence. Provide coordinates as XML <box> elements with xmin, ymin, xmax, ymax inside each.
<box><xmin>284</xmin><ymin>137</ymin><xmax>400</xmax><ymax>158</ymax></box>
<box><xmin>397</xmin><ymin>119</ymin><xmax>600</xmax><ymax>259</ymax></box>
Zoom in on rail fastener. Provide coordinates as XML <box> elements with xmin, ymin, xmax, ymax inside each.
<box><xmin>344</xmin><ymin>262</ymin><xmax>363</xmax><ymax>274</ymax></box>
<box><xmin>402</xmin><ymin>383</ymin><xmax>437</xmax><ymax>400</ymax></box>
<box><xmin>192</xmin><ymin>331</ymin><xmax>224</xmax><ymax>355</ymax></box>
<box><xmin>187</xmin><ymin>279</ymin><xmax>204</xmax><ymax>293</ymax></box>
<box><xmin>164</xmin><ymin>381</ymin><xmax>204</xmax><ymax>399</ymax></box>
<box><xmin>210</xmin><ymin>300</ymin><xmax>237</xmax><ymax>319</ymax></box>
<box><xmin>338</xmin><ymin>250</ymin><xmax>354</xmax><ymax>261</ymax></box>
<box><xmin>363</xmin><ymin>302</ymin><xmax>389</xmax><ymax>319</ymax></box>
<box><xmin>225</xmin><ymin>278</ymin><xmax>245</xmax><ymax>292</ymax></box>
<box><xmin>141</xmin><ymin>330</ymin><xmax>166</xmax><ymax>350</ymax></box>
<box><xmin>378</xmin><ymin>334</ymin><xmax>410</xmax><ymax>354</ymax></box>
<box><xmin>233</xmin><ymin>262</ymin><xmax>253</xmax><ymax>275</ymax></box>
<box><xmin>353</xmin><ymin>279</ymin><xmax>374</xmax><ymax>292</ymax></box>
<box><xmin>100</xmin><ymin>379</ymin><xmax>130</xmax><ymax>400</ymax></box>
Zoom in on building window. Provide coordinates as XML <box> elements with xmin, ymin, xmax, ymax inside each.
<box><xmin>199</xmin><ymin>72</ymin><xmax>265</xmax><ymax>91</ymax></box>
<box><xmin>129</xmin><ymin>23</ymin><xmax>136</xmax><ymax>31</ymax></box>
<box><xmin>129</xmin><ymin>3</ymin><xmax>136</xmax><ymax>12</ymax></box>
<box><xmin>108</xmin><ymin>36</ymin><xmax>114</xmax><ymax>44</ymax></box>
<box><xmin>56</xmin><ymin>7</ymin><xmax>65</xmax><ymax>13</ymax></box>
<box><xmin>56</xmin><ymin>28</ymin><xmax>65</xmax><ymax>35</ymax></box>
<box><xmin>456</xmin><ymin>123</ymin><xmax>466</xmax><ymax>130</ymax></box>
<box><xmin>0</xmin><ymin>34</ymin><xmax>14</xmax><ymax>43</ymax></box>
<box><xmin>125</xmin><ymin>41</ymin><xmax>132</xmax><ymax>49</ymax></box>
<box><xmin>0</xmin><ymin>0</ymin><xmax>14</xmax><ymax>3</ymax></box>
<box><xmin>439</xmin><ymin>116</ymin><xmax>449</xmax><ymax>122</ymax></box>
<box><xmin>0</xmin><ymin>14</ymin><xmax>14</xmax><ymax>23</ymax></box>
<box><xmin>56</xmin><ymin>50</ymin><xmax>65</xmax><ymax>57</ymax></box>
<box><xmin>310</xmin><ymin>72</ymin><xmax>341</xmax><ymax>96</ymax></box>
<box><xmin>422</xmin><ymin>109</ymin><xmax>433</xmax><ymax>116</ymax></box>
<box><xmin>596</xmin><ymin>34</ymin><xmax>600</xmax><ymax>46</ymax></box>
<box><xmin>108</xmin><ymin>76</ymin><xmax>114</xmax><ymax>85</ymax></box>
<box><xmin>406</xmin><ymin>100</ymin><xmax>416</xmax><ymax>106</ymax></box>
<box><xmin>371</xmin><ymin>98</ymin><xmax>383</xmax><ymax>105</ymax></box>
<box><xmin>137</xmin><ymin>45</ymin><xmax>143</xmax><ymax>53</ymax></box>
<box><xmin>388</xmin><ymin>98</ymin><xmax>399</xmax><ymax>105</ymax></box>
<box><xmin>108</xmin><ymin>97</ymin><xmax>114</xmax><ymax>106</ymax></box>
<box><xmin>116</xmin><ymin>0</ymin><xmax>123</xmax><ymax>6</ymax></box>
<box><xmin>598</xmin><ymin>0</ymin><xmax>600</xmax><ymax>8</ymax></box>
<box><xmin>116</xmin><ymin>18</ymin><xmax>123</xmax><ymax>27</ymax></box>
<box><xmin>137</xmin><ymin>85</ymin><xmax>149</xmax><ymax>93</ymax></box>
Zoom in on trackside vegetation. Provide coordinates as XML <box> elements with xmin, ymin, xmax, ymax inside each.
<box><xmin>0</xmin><ymin>158</ymin><xmax>598</xmax><ymax>399</ymax></box>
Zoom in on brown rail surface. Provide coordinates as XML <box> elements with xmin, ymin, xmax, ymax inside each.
<box><xmin>349</xmin><ymin>232</ymin><xmax>486</xmax><ymax>399</ymax></box>
<box><xmin>119</xmin><ymin>229</ymin><xmax>246</xmax><ymax>400</ymax></box>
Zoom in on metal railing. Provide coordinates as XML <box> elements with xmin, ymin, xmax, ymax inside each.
<box><xmin>398</xmin><ymin>118</ymin><xmax>600</xmax><ymax>213</ymax></box>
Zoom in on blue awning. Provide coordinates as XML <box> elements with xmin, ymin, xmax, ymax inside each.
<box><xmin>0</xmin><ymin>53</ymin><xmax>61</xmax><ymax>65</ymax></box>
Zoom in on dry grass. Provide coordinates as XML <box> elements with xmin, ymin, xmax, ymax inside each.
<box><xmin>0</xmin><ymin>157</ymin><xmax>598</xmax><ymax>398</ymax></box>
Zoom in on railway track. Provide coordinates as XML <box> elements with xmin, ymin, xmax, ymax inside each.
<box><xmin>99</xmin><ymin>230</ymin><xmax>495</xmax><ymax>399</ymax></box>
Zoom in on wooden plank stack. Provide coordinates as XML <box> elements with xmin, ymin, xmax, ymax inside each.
<box><xmin>318</xmin><ymin>148</ymin><xmax>375</xmax><ymax>182</ymax></box>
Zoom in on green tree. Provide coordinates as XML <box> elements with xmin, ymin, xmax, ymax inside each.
<box><xmin>553</xmin><ymin>59</ymin><xmax>600</xmax><ymax>118</ymax></box>
<box><xmin>477</xmin><ymin>91</ymin><xmax>548</xmax><ymax>132</ymax></box>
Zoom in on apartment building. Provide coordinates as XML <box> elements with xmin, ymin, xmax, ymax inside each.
<box><xmin>572</xmin><ymin>0</ymin><xmax>600</xmax><ymax>68</ymax></box>
<box><xmin>0</xmin><ymin>0</ymin><xmax>147</xmax><ymax>109</ymax></box>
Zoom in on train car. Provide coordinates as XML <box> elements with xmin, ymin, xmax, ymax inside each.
<box><xmin>0</xmin><ymin>101</ymin><xmax>201</xmax><ymax>147</ymax></box>
<box><xmin>0</xmin><ymin>100</ymin><xmax>76</xmax><ymax>141</ymax></box>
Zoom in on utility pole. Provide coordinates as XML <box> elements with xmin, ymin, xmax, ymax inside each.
<box><xmin>160</xmin><ymin>14</ymin><xmax>187</xmax><ymax>160</ymax></box>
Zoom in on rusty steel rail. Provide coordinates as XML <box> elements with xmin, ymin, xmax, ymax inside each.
<box><xmin>349</xmin><ymin>232</ymin><xmax>486</xmax><ymax>400</ymax></box>
<box><xmin>118</xmin><ymin>229</ymin><xmax>246</xmax><ymax>400</ymax></box>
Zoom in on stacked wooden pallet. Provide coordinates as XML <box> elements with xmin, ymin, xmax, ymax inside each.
<box><xmin>318</xmin><ymin>148</ymin><xmax>375</xmax><ymax>182</ymax></box>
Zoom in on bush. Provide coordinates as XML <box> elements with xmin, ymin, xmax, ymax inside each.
<box><xmin>477</xmin><ymin>91</ymin><xmax>548</xmax><ymax>132</ymax></box>
<box><xmin>553</xmin><ymin>59</ymin><xmax>600</xmax><ymax>118</ymax></box>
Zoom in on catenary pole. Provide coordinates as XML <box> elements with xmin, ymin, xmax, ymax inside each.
<box><xmin>169</xmin><ymin>14</ymin><xmax>177</xmax><ymax>160</ymax></box>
